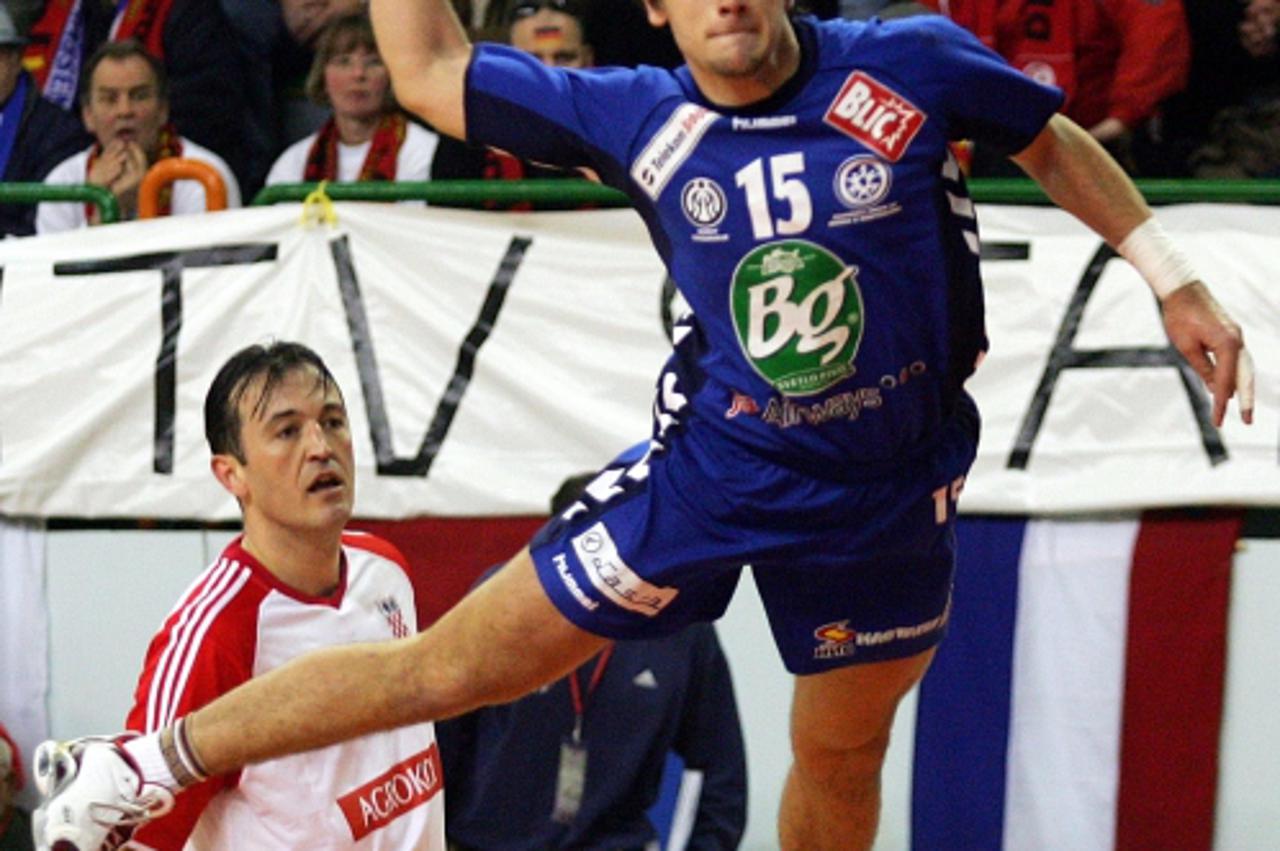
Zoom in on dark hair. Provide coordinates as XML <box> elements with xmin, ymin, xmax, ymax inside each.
<box><xmin>306</xmin><ymin>11</ymin><xmax>395</xmax><ymax>109</ymax></box>
<box><xmin>79</xmin><ymin>39</ymin><xmax>168</xmax><ymax>107</ymax></box>
<box><xmin>204</xmin><ymin>342</ymin><xmax>342</xmax><ymax>462</ymax></box>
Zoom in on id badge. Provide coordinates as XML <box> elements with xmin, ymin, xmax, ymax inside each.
<box><xmin>551</xmin><ymin>738</ymin><xmax>588</xmax><ymax>824</ymax></box>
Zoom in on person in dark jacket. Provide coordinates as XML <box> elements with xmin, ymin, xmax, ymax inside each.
<box><xmin>0</xmin><ymin>5</ymin><xmax>87</xmax><ymax>237</ymax></box>
<box><xmin>436</xmin><ymin>468</ymin><xmax>748</xmax><ymax>851</ymax></box>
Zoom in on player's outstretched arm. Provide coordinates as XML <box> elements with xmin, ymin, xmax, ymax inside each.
<box><xmin>1011</xmin><ymin>114</ymin><xmax>1254</xmax><ymax>426</ymax></box>
<box><xmin>33</xmin><ymin>552</ymin><xmax>608</xmax><ymax>851</ymax></box>
<box><xmin>369</xmin><ymin>0</ymin><xmax>472</xmax><ymax>140</ymax></box>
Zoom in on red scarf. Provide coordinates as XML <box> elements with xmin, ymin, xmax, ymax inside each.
<box><xmin>84</xmin><ymin>122</ymin><xmax>182</xmax><ymax>220</ymax></box>
<box><xmin>932</xmin><ymin>0</ymin><xmax>1077</xmax><ymax>103</ymax></box>
<box><xmin>23</xmin><ymin>0</ymin><xmax>175</xmax><ymax>90</ymax></box>
<box><xmin>303</xmin><ymin>112</ymin><xmax>407</xmax><ymax>182</ymax></box>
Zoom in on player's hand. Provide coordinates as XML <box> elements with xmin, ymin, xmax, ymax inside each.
<box><xmin>1160</xmin><ymin>282</ymin><xmax>1254</xmax><ymax>427</ymax></box>
<box><xmin>31</xmin><ymin>736</ymin><xmax>174</xmax><ymax>851</ymax></box>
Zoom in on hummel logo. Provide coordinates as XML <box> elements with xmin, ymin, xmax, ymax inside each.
<box><xmin>633</xmin><ymin>669</ymin><xmax>658</xmax><ymax>689</ymax></box>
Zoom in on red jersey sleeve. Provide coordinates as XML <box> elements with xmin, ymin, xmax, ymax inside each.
<box><xmin>124</xmin><ymin>563</ymin><xmax>263</xmax><ymax>850</ymax></box>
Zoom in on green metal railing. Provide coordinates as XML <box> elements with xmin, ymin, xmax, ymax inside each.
<box><xmin>3</xmin><ymin>178</ymin><xmax>1278</xmax><ymax>225</ymax></box>
<box><xmin>0</xmin><ymin>182</ymin><xmax>120</xmax><ymax>223</ymax></box>
<box><xmin>251</xmin><ymin>178</ymin><xmax>1280</xmax><ymax>208</ymax></box>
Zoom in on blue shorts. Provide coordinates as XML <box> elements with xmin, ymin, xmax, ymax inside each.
<box><xmin>530</xmin><ymin>395</ymin><xmax>979</xmax><ymax>675</ymax></box>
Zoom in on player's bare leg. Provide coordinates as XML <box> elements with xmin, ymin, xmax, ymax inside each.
<box><xmin>188</xmin><ymin>547</ymin><xmax>607</xmax><ymax>775</ymax></box>
<box><xmin>778</xmin><ymin>647</ymin><xmax>936</xmax><ymax>851</ymax></box>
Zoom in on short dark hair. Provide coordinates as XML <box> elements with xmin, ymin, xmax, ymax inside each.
<box><xmin>79</xmin><ymin>39</ymin><xmax>168</xmax><ymax>107</ymax></box>
<box><xmin>204</xmin><ymin>342</ymin><xmax>343</xmax><ymax>462</ymax></box>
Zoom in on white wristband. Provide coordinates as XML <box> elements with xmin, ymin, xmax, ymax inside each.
<box><xmin>1116</xmin><ymin>216</ymin><xmax>1198</xmax><ymax>300</ymax></box>
<box><xmin>122</xmin><ymin>731</ymin><xmax>181</xmax><ymax>792</ymax></box>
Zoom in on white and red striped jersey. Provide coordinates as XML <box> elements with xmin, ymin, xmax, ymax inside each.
<box><xmin>124</xmin><ymin>532</ymin><xmax>445</xmax><ymax>850</ymax></box>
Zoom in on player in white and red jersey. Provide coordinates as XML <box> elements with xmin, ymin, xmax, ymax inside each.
<box><xmin>115</xmin><ymin>341</ymin><xmax>443</xmax><ymax>850</ymax></box>
<box><xmin>125</xmin><ymin>531</ymin><xmax>443</xmax><ymax>850</ymax></box>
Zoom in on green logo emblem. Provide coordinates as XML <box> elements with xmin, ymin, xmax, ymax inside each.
<box><xmin>730</xmin><ymin>240</ymin><xmax>864</xmax><ymax>396</ymax></box>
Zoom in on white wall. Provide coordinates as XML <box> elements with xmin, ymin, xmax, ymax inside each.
<box><xmin>41</xmin><ymin>531</ymin><xmax>1280</xmax><ymax>850</ymax></box>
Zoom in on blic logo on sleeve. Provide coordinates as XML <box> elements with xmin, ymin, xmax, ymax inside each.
<box><xmin>824</xmin><ymin>72</ymin><xmax>926</xmax><ymax>162</ymax></box>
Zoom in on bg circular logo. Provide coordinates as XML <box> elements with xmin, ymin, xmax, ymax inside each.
<box><xmin>833</xmin><ymin>155</ymin><xmax>891</xmax><ymax>209</ymax></box>
<box><xmin>729</xmin><ymin>240</ymin><xmax>864</xmax><ymax>396</ymax></box>
<box><xmin>681</xmin><ymin>177</ymin><xmax>727</xmax><ymax>228</ymax></box>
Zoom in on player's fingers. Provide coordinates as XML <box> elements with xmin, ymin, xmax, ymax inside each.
<box><xmin>1237</xmin><ymin>348</ymin><xmax>1255</xmax><ymax>425</ymax></box>
<box><xmin>1209</xmin><ymin>338</ymin><xmax>1240</xmax><ymax>428</ymax></box>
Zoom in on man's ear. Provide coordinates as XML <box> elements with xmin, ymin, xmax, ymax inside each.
<box><xmin>211</xmin><ymin>453</ymin><xmax>247</xmax><ymax>500</ymax></box>
<box><xmin>642</xmin><ymin>0</ymin><xmax>666</xmax><ymax>28</ymax></box>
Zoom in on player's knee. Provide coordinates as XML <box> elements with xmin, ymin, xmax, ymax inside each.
<box><xmin>790</xmin><ymin>722</ymin><xmax>891</xmax><ymax>789</ymax></box>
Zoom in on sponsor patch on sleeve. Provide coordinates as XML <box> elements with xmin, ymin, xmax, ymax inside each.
<box><xmin>571</xmin><ymin>522</ymin><xmax>678</xmax><ymax>616</ymax></box>
<box><xmin>631</xmin><ymin>104</ymin><xmax>719</xmax><ymax>201</ymax></box>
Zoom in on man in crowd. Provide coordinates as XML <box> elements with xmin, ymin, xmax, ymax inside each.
<box><xmin>20</xmin><ymin>0</ymin><xmax>248</xmax><ymax>189</ymax></box>
<box><xmin>36</xmin><ymin>40</ymin><xmax>239</xmax><ymax>233</ymax></box>
<box><xmin>32</xmin><ymin>0</ymin><xmax>1253</xmax><ymax>849</ymax></box>
<box><xmin>0</xmin><ymin>2</ymin><xmax>86</xmax><ymax>238</ymax></box>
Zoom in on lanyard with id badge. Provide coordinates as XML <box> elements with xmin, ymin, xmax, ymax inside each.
<box><xmin>552</xmin><ymin>644</ymin><xmax>615</xmax><ymax>824</ymax></box>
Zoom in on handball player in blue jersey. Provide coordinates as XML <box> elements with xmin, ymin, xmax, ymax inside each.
<box><xmin>34</xmin><ymin>1</ymin><xmax>1254</xmax><ymax>849</ymax></box>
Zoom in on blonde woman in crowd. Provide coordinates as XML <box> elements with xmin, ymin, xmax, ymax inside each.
<box><xmin>265</xmin><ymin>12</ymin><xmax>438</xmax><ymax>186</ymax></box>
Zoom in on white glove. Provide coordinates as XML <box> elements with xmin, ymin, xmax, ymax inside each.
<box><xmin>32</xmin><ymin>736</ymin><xmax>174</xmax><ymax>851</ymax></box>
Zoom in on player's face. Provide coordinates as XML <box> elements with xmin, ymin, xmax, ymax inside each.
<box><xmin>645</xmin><ymin>0</ymin><xmax>795</xmax><ymax>90</ymax></box>
<box><xmin>80</xmin><ymin>55</ymin><xmax>168</xmax><ymax>154</ymax></box>
<box><xmin>509</xmin><ymin>10</ymin><xmax>594</xmax><ymax>68</ymax></box>
<box><xmin>324</xmin><ymin>44</ymin><xmax>391</xmax><ymax>123</ymax></box>
<box><xmin>230</xmin><ymin>367</ymin><xmax>355</xmax><ymax>536</ymax></box>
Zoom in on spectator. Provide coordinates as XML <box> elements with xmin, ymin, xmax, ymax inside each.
<box><xmin>0</xmin><ymin>723</ymin><xmax>33</xmax><ymax>851</ymax></box>
<box><xmin>1146</xmin><ymin>0</ymin><xmax>1280</xmax><ymax>175</ymax></box>
<box><xmin>1181</xmin><ymin>0</ymin><xmax>1280</xmax><ymax>179</ymax></box>
<box><xmin>437</xmin><ymin>468</ymin><xmax>747</xmax><ymax>851</ymax></box>
<box><xmin>0</xmin><ymin>4</ymin><xmax>88</xmax><ymax>238</ymax></box>
<box><xmin>921</xmin><ymin>0</ymin><xmax>1191</xmax><ymax>174</ymax></box>
<box><xmin>217</xmin><ymin>0</ymin><xmax>367</xmax><ymax>200</ymax></box>
<box><xmin>265</xmin><ymin>12</ymin><xmax>439</xmax><ymax>186</ymax></box>
<box><xmin>35</xmin><ymin>40</ymin><xmax>240</xmax><ymax>234</ymax></box>
<box><xmin>1241</xmin><ymin>0</ymin><xmax>1280</xmax><ymax>58</ymax></box>
<box><xmin>431</xmin><ymin>0</ymin><xmax>596</xmax><ymax>205</ymax></box>
<box><xmin>119</xmin><ymin>341</ymin><xmax>445</xmax><ymax>849</ymax></box>
<box><xmin>20</xmin><ymin>0</ymin><xmax>250</xmax><ymax>194</ymax></box>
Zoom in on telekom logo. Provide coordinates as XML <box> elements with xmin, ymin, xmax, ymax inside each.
<box><xmin>337</xmin><ymin>743</ymin><xmax>443</xmax><ymax>840</ymax></box>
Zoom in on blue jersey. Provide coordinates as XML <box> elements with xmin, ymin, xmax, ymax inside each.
<box><xmin>466</xmin><ymin>15</ymin><xmax>1062</xmax><ymax>477</ymax></box>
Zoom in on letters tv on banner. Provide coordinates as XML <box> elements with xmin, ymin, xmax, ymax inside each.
<box><xmin>0</xmin><ymin>203</ymin><xmax>1274</xmax><ymax>519</ymax></box>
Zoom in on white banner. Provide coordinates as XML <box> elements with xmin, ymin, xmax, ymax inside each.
<box><xmin>0</xmin><ymin>202</ymin><xmax>1274</xmax><ymax>518</ymax></box>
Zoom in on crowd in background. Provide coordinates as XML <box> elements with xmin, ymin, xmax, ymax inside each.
<box><xmin>0</xmin><ymin>0</ymin><xmax>1278</xmax><ymax>238</ymax></box>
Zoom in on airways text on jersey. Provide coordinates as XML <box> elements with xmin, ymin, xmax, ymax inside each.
<box><xmin>337</xmin><ymin>743</ymin><xmax>443</xmax><ymax>840</ymax></box>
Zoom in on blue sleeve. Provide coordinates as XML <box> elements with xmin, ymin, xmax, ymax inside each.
<box><xmin>673</xmin><ymin>624</ymin><xmax>748</xmax><ymax>849</ymax></box>
<box><xmin>896</xmin><ymin>16</ymin><xmax>1064</xmax><ymax>154</ymax></box>
<box><xmin>464</xmin><ymin>44</ymin><xmax>667</xmax><ymax>187</ymax></box>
